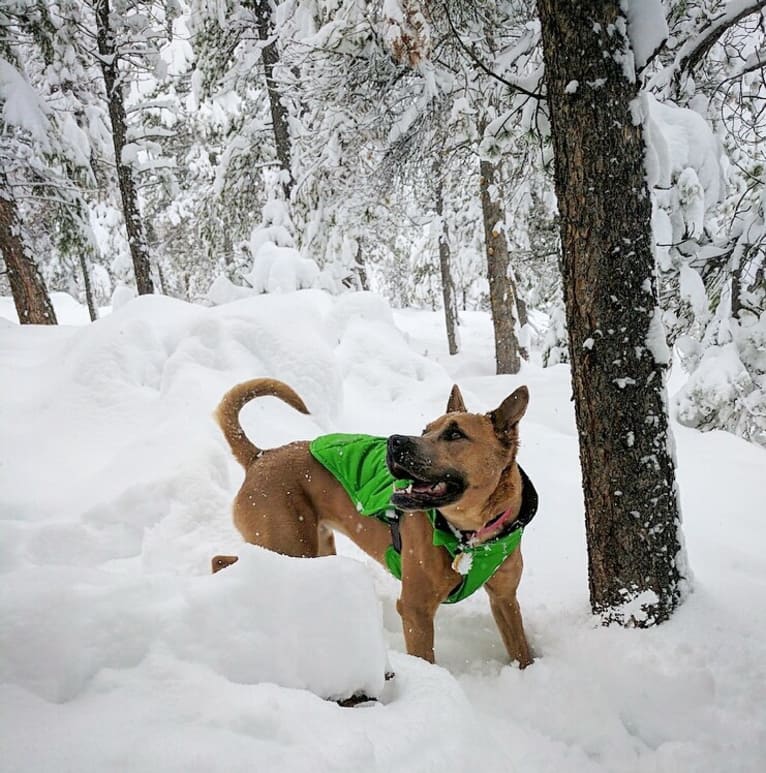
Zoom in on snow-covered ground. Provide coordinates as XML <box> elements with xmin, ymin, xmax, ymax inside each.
<box><xmin>1</xmin><ymin>290</ymin><xmax>764</xmax><ymax>773</ymax></box>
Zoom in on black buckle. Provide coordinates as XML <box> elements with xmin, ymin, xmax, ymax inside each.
<box><xmin>389</xmin><ymin>509</ymin><xmax>403</xmax><ymax>553</ymax></box>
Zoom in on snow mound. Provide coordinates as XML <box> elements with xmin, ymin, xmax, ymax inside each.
<box><xmin>2</xmin><ymin>527</ymin><xmax>391</xmax><ymax>704</ymax></box>
<box><xmin>245</xmin><ymin>241</ymin><xmax>322</xmax><ymax>294</ymax></box>
<box><xmin>167</xmin><ymin>546</ymin><xmax>388</xmax><ymax>701</ymax></box>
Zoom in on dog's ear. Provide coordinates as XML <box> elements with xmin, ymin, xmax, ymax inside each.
<box><xmin>446</xmin><ymin>384</ymin><xmax>467</xmax><ymax>413</ymax></box>
<box><xmin>488</xmin><ymin>386</ymin><xmax>529</xmax><ymax>434</ymax></box>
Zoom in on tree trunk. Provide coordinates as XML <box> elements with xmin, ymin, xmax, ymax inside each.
<box><xmin>0</xmin><ymin>176</ymin><xmax>57</xmax><ymax>325</ymax></box>
<box><xmin>538</xmin><ymin>0</ymin><xmax>688</xmax><ymax>626</ymax></box>
<box><xmin>342</xmin><ymin>239</ymin><xmax>370</xmax><ymax>291</ymax></box>
<box><xmin>434</xmin><ymin>165</ymin><xmax>459</xmax><ymax>355</ymax></box>
<box><xmin>354</xmin><ymin>239</ymin><xmax>370</xmax><ymax>291</ymax></box>
<box><xmin>251</xmin><ymin>0</ymin><xmax>293</xmax><ymax>199</ymax></box>
<box><xmin>95</xmin><ymin>0</ymin><xmax>154</xmax><ymax>295</ymax></box>
<box><xmin>78</xmin><ymin>250</ymin><xmax>98</xmax><ymax>321</ymax></box>
<box><xmin>479</xmin><ymin>154</ymin><xmax>522</xmax><ymax>374</ymax></box>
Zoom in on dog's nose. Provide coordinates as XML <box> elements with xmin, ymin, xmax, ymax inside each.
<box><xmin>389</xmin><ymin>435</ymin><xmax>407</xmax><ymax>450</ymax></box>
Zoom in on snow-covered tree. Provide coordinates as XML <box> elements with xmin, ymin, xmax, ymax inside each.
<box><xmin>539</xmin><ymin>0</ymin><xmax>689</xmax><ymax>626</ymax></box>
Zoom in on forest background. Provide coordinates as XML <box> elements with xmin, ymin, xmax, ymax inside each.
<box><xmin>1</xmin><ymin>0</ymin><xmax>765</xmax><ymax>448</ymax></box>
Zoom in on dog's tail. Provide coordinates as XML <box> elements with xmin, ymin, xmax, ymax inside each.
<box><xmin>215</xmin><ymin>378</ymin><xmax>310</xmax><ymax>468</ymax></box>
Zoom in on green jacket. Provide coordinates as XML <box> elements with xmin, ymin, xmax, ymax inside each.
<box><xmin>309</xmin><ymin>433</ymin><xmax>534</xmax><ymax>604</ymax></box>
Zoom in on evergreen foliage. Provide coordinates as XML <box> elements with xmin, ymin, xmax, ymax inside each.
<box><xmin>1</xmin><ymin>0</ymin><xmax>763</xmax><ymax>444</ymax></box>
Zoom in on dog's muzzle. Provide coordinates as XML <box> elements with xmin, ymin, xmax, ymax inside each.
<box><xmin>386</xmin><ymin>435</ymin><xmax>465</xmax><ymax>510</ymax></box>
<box><xmin>387</xmin><ymin>434</ymin><xmax>420</xmax><ymax>469</ymax></box>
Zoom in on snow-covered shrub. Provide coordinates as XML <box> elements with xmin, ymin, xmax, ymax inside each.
<box><xmin>244</xmin><ymin>241</ymin><xmax>322</xmax><ymax>294</ymax></box>
<box><xmin>542</xmin><ymin>304</ymin><xmax>569</xmax><ymax>367</ymax></box>
<box><xmin>206</xmin><ymin>191</ymin><xmax>343</xmax><ymax>302</ymax></box>
<box><xmin>675</xmin><ymin>308</ymin><xmax>766</xmax><ymax>446</ymax></box>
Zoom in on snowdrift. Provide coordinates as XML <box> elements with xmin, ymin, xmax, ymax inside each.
<box><xmin>1</xmin><ymin>290</ymin><xmax>765</xmax><ymax>772</ymax></box>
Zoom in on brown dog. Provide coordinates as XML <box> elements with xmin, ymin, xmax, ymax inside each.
<box><xmin>215</xmin><ymin>378</ymin><xmax>534</xmax><ymax>668</ymax></box>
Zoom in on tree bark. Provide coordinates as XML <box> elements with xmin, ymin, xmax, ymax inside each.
<box><xmin>251</xmin><ymin>0</ymin><xmax>293</xmax><ymax>199</ymax></box>
<box><xmin>434</xmin><ymin>164</ymin><xmax>459</xmax><ymax>355</ymax></box>
<box><xmin>479</xmin><ymin>154</ymin><xmax>522</xmax><ymax>374</ymax></box>
<box><xmin>78</xmin><ymin>250</ymin><xmax>98</xmax><ymax>321</ymax></box>
<box><xmin>0</xmin><ymin>175</ymin><xmax>57</xmax><ymax>325</ymax></box>
<box><xmin>354</xmin><ymin>239</ymin><xmax>370</xmax><ymax>291</ymax></box>
<box><xmin>538</xmin><ymin>0</ymin><xmax>688</xmax><ymax>626</ymax></box>
<box><xmin>95</xmin><ymin>0</ymin><xmax>154</xmax><ymax>295</ymax></box>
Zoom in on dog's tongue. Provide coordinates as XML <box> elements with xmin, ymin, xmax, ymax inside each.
<box><xmin>411</xmin><ymin>481</ymin><xmax>447</xmax><ymax>495</ymax></box>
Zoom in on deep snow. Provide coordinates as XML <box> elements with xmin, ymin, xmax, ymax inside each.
<box><xmin>1</xmin><ymin>290</ymin><xmax>765</xmax><ymax>772</ymax></box>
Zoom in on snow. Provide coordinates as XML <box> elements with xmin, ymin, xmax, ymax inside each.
<box><xmin>651</xmin><ymin>200</ymin><xmax>674</xmax><ymax>271</ymax></box>
<box><xmin>0</xmin><ymin>546</ymin><xmax>386</xmax><ymax>704</ymax></box>
<box><xmin>641</xmin><ymin>92</ymin><xmax>724</xmax><ymax>213</ymax></box>
<box><xmin>0</xmin><ymin>57</ymin><xmax>51</xmax><ymax>145</ymax></box>
<box><xmin>2</xmin><ymin>291</ymin><xmax>766</xmax><ymax>772</ymax></box>
<box><xmin>121</xmin><ymin>142</ymin><xmax>140</xmax><ymax>165</ymax></box>
<box><xmin>245</xmin><ymin>241</ymin><xmax>322</xmax><ymax>294</ymax></box>
<box><xmin>676</xmin><ymin>167</ymin><xmax>705</xmax><ymax>239</ymax></box>
<box><xmin>646</xmin><ymin>306</ymin><xmax>672</xmax><ymax>365</ymax></box>
<box><xmin>623</xmin><ymin>0</ymin><xmax>668</xmax><ymax>71</ymax></box>
<box><xmin>666</xmin><ymin>0</ymin><xmax>762</xmax><ymax>80</ymax></box>
<box><xmin>675</xmin><ymin>341</ymin><xmax>751</xmax><ymax>430</ymax></box>
<box><xmin>172</xmin><ymin>547</ymin><xmax>388</xmax><ymax>701</ymax></box>
<box><xmin>679</xmin><ymin>262</ymin><xmax>708</xmax><ymax>319</ymax></box>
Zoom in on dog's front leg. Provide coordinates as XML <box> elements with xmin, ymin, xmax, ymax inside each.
<box><xmin>484</xmin><ymin>550</ymin><xmax>533</xmax><ymax>668</ymax></box>
<box><xmin>396</xmin><ymin>595</ymin><xmax>439</xmax><ymax>663</ymax></box>
<box><xmin>396</xmin><ymin>513</ymin><xmax>456</xmax><ymax>663</ymax></box>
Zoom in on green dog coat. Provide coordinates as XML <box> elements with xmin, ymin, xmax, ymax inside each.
<box><xmin>309</xmin><ymin>433</ymin><xmax>537</xmax><ymax>604</ymax></box>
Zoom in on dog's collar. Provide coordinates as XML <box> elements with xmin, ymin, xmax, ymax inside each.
<box><xmin>437</xmin><ymin>464</ymin><xmax>538</xmax><ymax>548</ymax></box>
<box><xmin>470</xmin><ymin>504</ymin><xmax>518</xmax><ymax>545</ymax></box>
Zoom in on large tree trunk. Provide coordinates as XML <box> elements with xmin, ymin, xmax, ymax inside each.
<box><xmin>538</xmin><ymin>0</ymin><xmax>688</xmax><ymax>626</ymax></box>
<box><xmin>251</xmin><ymin>0</ymin><xmax>293</xmax><ymax>199</ymax></box>
<box><xmin>479</xmin><ymin>154</ymin><xmax>522</xmax><ymax>374</ymax></box>
<box><xmin>0</xmin><ymin>176</ymin><xmax>57</xmax><ymax>325</ymax></box>
<box><xmin>434</xmin><ymin>164</ymin><xmax>459</xmax><ymax>355</ymax></box>
<box><xmin>95</xmin><ymin>0</ymin><xmax>154</xmax><ymax>295</ymax></box>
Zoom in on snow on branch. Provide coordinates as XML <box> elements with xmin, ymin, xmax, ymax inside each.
<box><xmin>442</xmin><ymin>2</ymin><xmax>543</xmax><ymax>100</ymax></box>
<box><xmin>674</xmin><ymin>0</ymin><xmax>766</xmax><ymax>78</ymax></box>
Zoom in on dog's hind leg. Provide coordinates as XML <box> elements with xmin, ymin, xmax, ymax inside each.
<box><xmin>484</xmin><ymin>551</ymin><xmax>533</xmax><ymax>668</ymax></box>
<box><xmin>211</xmin><ymin>555</ymin><xmax>239</xmax><ymax>573</ymax></box>
<box><xmin>234</xmin><ymin>502</ymin><xmax>323</xmax><ymax>558</ymax></box>
<box><xmin>317</xmin><ymin>523</ymin><xmax>337</xmax><ymax>556</ymax></box>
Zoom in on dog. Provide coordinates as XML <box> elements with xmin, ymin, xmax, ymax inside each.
<box><xmin>214</xmin><ymin>377</ymin><xmax>536</xmax><ymax>668</ymax></box>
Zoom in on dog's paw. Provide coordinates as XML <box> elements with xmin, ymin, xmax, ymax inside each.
<box><xmin>337</xmin><ymin>693</ymin><xmax>378</xmax><ymax>708</ymax></box>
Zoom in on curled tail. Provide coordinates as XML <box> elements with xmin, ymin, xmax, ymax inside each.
<box><xmin>215</xmin><ymin>378</ymin><xmax>310</xmax><ymax>468</ymax></box>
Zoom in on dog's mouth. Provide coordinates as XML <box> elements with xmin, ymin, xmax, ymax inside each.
<box><xmin>387</xmin><ymin>458</ymin><xmax>465</xmax><ymax>510</ymax></box>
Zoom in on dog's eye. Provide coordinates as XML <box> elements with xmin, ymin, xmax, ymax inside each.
<box><xmin>442</xmin><ymin>427</ymin><xmax>467</xmax><ymax>442</ymax></box>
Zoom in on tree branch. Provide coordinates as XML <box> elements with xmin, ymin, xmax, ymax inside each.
<box><xmin>442</xmin><ymin>2</ymin><xmax>543</xmax><ymax>100</ymax></box>
<box><xmin>676</xmin><ymin>1</ymin><xmax>766</xmax><ymax>76</ymax></box>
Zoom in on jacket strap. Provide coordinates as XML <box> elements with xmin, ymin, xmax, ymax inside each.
<box><xmin>389</xmin><ymin>509</ymin><xmax>403</xmax><ymax>554</ymax></box>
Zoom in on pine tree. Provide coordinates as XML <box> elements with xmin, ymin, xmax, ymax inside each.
<box><xmin>0</xmin><ymin>172</ymin><xmax>57</xmax><ymax>324</ymax></box>
<box><xmin>538</xmin><ymin>0</ymin><xmax>689</xmax><ymax>626</ymax></box>
<box><xmin>95</xmin><ymin>0</ymin><xmax>154</xmax><ymax>294</ymax></box>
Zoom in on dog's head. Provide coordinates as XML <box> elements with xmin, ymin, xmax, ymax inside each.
<box><xmin>386</xmin><ymin>384</ymin><xmax>528</xmax><ymax>531</ymax></box>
